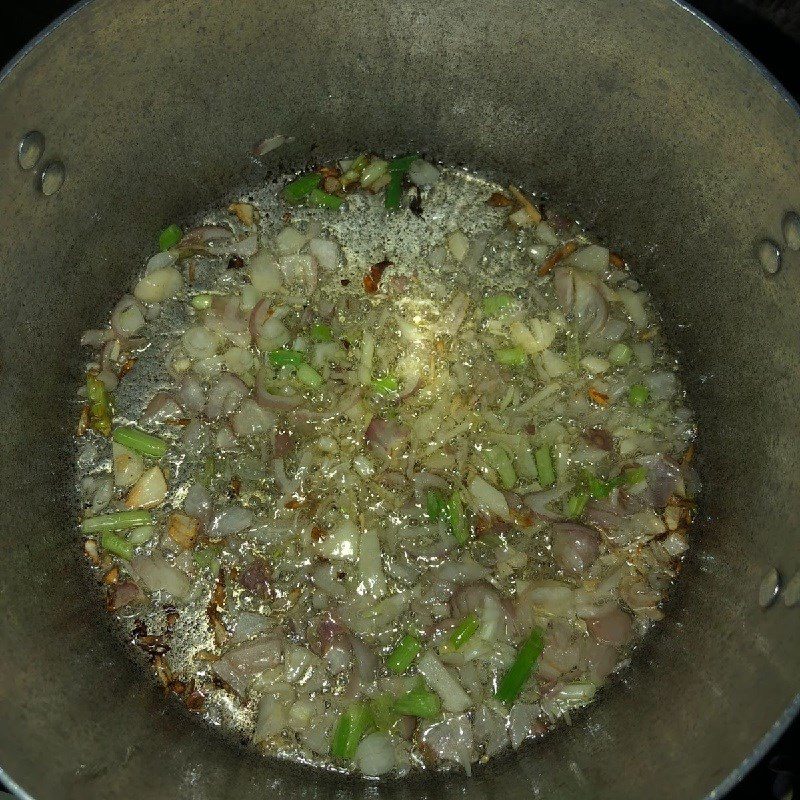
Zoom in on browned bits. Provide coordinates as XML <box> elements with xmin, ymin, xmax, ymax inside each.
<box><xmin>102</xmin><ymin>566</ymin><xmax>119</xmax><ymax>585</ymax></box>
<box><xmin>583</xmin><ymin>427</ymin><xmax>614</xmax><ymax>451</ymax></box>
<box><xmin>135</xmin><ymin>633</ymin><xmax>170</xmax><ymax>656</ymax></box>
<box><xmin>118</xmin><ymin>358</ymin><xmax>137</xmax><ymax>380</ymax></box>
<box><xmin>164</xmin><ymin>606</ymin><xmax>180</xmax><ymax>633</ymax></box>
<box><xmin>340</xmin><ymin>279</ymin><xmax>350</xmax><ymax>287</ymax></box>
<box><xmin>76</xmin><ymin>405</ymin><xmax>90</xmax><ymax>436</ymax></box>
<box><xmin>284</xmin><ymin>498</ymin><xmax>304</xmax><ymax>510</ymax></box>
<box><xmin>508</xmin><ymin>186</ymin><xmax>543</xmax><ymax>223</ymax></box>
<box><xmin>281</xmin><ymin>211</ymin><xmax>292</xmax><ymax>224</ymax></box>
<box><xmin>487</xmin><ymin>191</ymin><xmax>514</xmax><ymax>208</ymax></box>
<box><xmin>538</xmin><ymin>241</ymin><xmax>579</xmax><ymax>277</ymax></box>
<box><xmin>167</xmin><ymin>512</ymin><xmax>200</xmax><ymax>550</ymax></box>
<box><xmin>682</xmin><ymin>443</ymin><xmax>695</xmax><ymax>464</ymax></box>
<box><xmin>363</xmin><ymin>259</ymin><xmax>392</xmax><ymax>294</ymax></box>
<box><xmin>311</xmin><ymin>525</ymin><xmax>326</xmax><ymax>542</ymax></box>
<box><xmin>638</xmin><ymin>327</ymin><xmax>658</xmax><ymax>341</ymax></box>
<box><xmin>207</xmin><ymin>569</ymin><xmax>228</xmax><ymax>647</ymax></box>
<box><xmin>609</xmin><ymin>252</ymin><xmax>626</xmax><ymax>269</ymax></box>
<box><xmin>510</xmin><ymin>509</ymin><xmax>535</xmax><ymax>528</ymax></box>
<box><xmin>153</xmin><ymin>654</ymin><xmax>172</xmax><ymax>687</ymax></box>
<box><xmin>227</xmin><ymin>254</ymin><xmax>245</xmax><ymax>270</ymax></box>
<box><xmin>227</xmin><ymin>475</ymin><xmax>242</xmax><ymax>499</ymax></box>
<box><xmin>588</xmin><ymin>387</ymin><xmax>609</xmax><ymax>406</ymax></box>
<box><xmin>318</xmin><ymin>165</ymin><xmax>341</xmax><ymax>180</ymax></box>
<box><xmin>187</xmin><ymin>260</ymin><xmax>196</xmax><ymax>283</ymax></box>
<box><xmin>184</xmin><ymin>680</ymin><xmax>206</xmax><ymax>710</ymax></box>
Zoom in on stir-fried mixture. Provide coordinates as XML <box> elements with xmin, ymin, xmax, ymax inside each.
<box><xmin>75</xmin><ymin>155</ymin><xmax>698</xmax><ymax>776</ymax></box>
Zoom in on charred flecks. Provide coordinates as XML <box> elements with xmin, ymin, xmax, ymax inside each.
<box><xmin>363</xmin><ymin>259</ymin><xmax>393</xmax><ymax>294</ymax></box>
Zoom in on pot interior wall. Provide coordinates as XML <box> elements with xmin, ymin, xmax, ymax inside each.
<box><xmin>0</xmin><ymin>1</ymin><xmax>798</xmax><ymax>799</ymax></box>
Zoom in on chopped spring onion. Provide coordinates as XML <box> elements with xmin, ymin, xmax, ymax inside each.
<box><xmin>534</xmin><ymin>445</ymin><xmax>556</xmax><ymax>488</ymax></box>
<box><xmin>330</xmin><ymin>702</ymin><xmax>372</xmax><ymax>760</ymax></box>
<box><xmin>496</xmin><ymin>347</ymin><xmax>527</xmax><ymax>367</ymax></box>
<box><xmin>100</xmin><ymin>531</ymin><xmax>134</xmax><ymax>561</ymax></box>
<box><xmin>584</xmin><ymin>471</ymin><xmax>613</xmax><ymax>499</ymax></box>
<box><xmin>482</xmin><ymin>294</ymin><xmax>515</xmax><ymax>315</ymax></box>
<box><xmin>448</xmin><ymin>491</ymin><xmax>470</xmax><ymax>545</ymax></box>
<box><xmin>282</xmin><ymin>173</ymin><xmax>322</xmax><ymax>203</ymax></box>
<box><xmin>369</xmin><ymin>693</ymin><xmax>399</xmax><ymax>733</ymax></box>
<box><xmin>385</xmin><ymin>154</ymin><xmax>419</xmax><ymax>209</ymax></box>
<box><xmin>81</xmin><ymin>510</ymin><xmax>152</xmax><ymax>534</ymax></box>
<box><xmin>112</xmin><ymin>426</ymin><xmax>168</xmax><ymax>459</ymax></box>
<box><xmin>385</xmin><ymin>171</ymin><xmax>404</xmax><ymax>210</ymax></box>
<box><xmin>307</xmin><ymin>188</ymin><xmax>344</xmax><ymax>210</ymax></box>
<box><xmin>623</xmin><ymin>466</ymin><xmax>648</xmax><ymax>484</ymax></box>
<box><xmin>565</xmin><ymin>492</ymin><xmax>589</xmax><ymax>518</ymax></box>
<box><xmin>86</xmin><ymin>373</ymin><xmax>112</xmax><ymax>436</ymax></box>
<box><xmin>608</xmin><ymin>342</ymin><xmax>633</xmax><ymax>366</ymax></box>
<box><xmin>486</xmin><ymin>446</ymin><xmax>517</xmax><ymax>490</ymax></box>
<box><xmin>296</xmin><ymin>363</ymin><xmax>323</xmax><ymax>387</ymax></box>
<box><xmin>386</xmin><ymin>634</ymin><xmax>422</xmax><ymax>674</ymax></box>
<box><xmin>629</xmin><ymin>383</ymin><xmax>650</xmax><ymax>407</ymax></box>
<box><xmin>495</xmin><ymin>627</ymin><xmax>545</xmax><ymax>705</ymax></box>
<box><xmin>371</xmin><ymin>375</ymin><xmax>399</xmax><ymax>396</ymax></box>
<box><xmin>340</xmin><ymin>153</ymin><xmax>369</xmax><ymax>186</ymax></box>
<box><xmin>426</xmin><ymin>489</ymin><xmax>448</xmax><ymax>521</ymax></box>
<box><xmin>389</xmin><ymin>154</ymin><xmax>420</xmax><ymax>174</ymax></box>
<box><xmin>191</xmin><ymin>294</ymin><xmax>213</xmax><ymax>310</ymax></box>
<box><xmin>268</xmin><ymin>349</ymin><xmax>305</xmax><ymax>368</ymax></box>
<box><xmin>158</xmin><ymin>224</ymin><xmax>182</xmax><ymax>252</ymax></box>
<box><xmin>393</xmin><ymin>687</ymin><xmax>441</xmax><ymax>719</ymax></box>
<box><xmin>311</xmin><ymin>323</ymin><xmax>333</xmax><ymax>342</ymax></box>
<box><xmin>450</xmin><ymin>613</ymin><xmax>480</xmax><ymax>650</ymax></box>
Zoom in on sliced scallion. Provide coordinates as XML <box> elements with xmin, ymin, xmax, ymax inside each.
<box><xmin>448</xmin><ymin>491</ymin><xmax>470</xmax><ymax>545</ymax></box>
<box><xmin>393</xmin><ymin>687</ymin><xmax>441</xmax><ymax>719</ymax></box>
<box><xmin>158</xmin><ymin>224</ymin><xmax>182</xmax><ymax>252</ymax></box>
<box><xmin>386</xmin><ymin>634</ymin><xmax>422</xmax><ymax>674</ymax></box>
<box><xmin>629</xmin><ymin>383</ymin><xmax>650</xmax><ymax>407</ymax></box>
<box><xmin>100</xmin><ymin>531</ymin><xmax>134</xmax><ymax>561</ymax></box>
<box><xmin>450</xmin><ymin>613</ymin><xmax>480</xmax><ymax>650</ymax></box>
<box><xmin>534</xmin><ymin>445</ymin><xmax>555</xmax><ymax>488</ymax></box>
<box><xmin>486</xmin><ymin>446</ymin><xmax>517</xmax><ymax>490</ymax></box>
<box><xmin>496</xmin><ymin>347</ymin><xmax>527</xmax><ymax>367</ymax></box>
<box><xmin>81</xmin><ymin>510</ymin><xmax>152</xmax><ymax>535</ymax></box>
<box><xmin>268</xmin><ymin>349</ymin><xmax>305</xmax><ymax>368</ymax></box>
<box><xmin>282</xmin><ymin>173</ymin><xmax>322</xmax><ymax>203</ymax></box>
<box><xmin>112</xmin><ymin>426</ymin><xmax>168</xmax><ymax>459</ymax></box>
<box><xmin>307</xmin><ymin>188</ymin><xmax>344</xmax><ymax>210</ymax></box>
<box><xmin>495</xmin><ymin>627</ymin><xmax>545</xmax><ymax>705</ymax></box>
<box><xmin>330</xmin><ymin>702</ymin><xmax>372</xmax><ymax>760</ymax></box>
<box><xmin>482</xmin><ymin>294</ymin><xmax>514</xmax><ymax>315</ymax></box>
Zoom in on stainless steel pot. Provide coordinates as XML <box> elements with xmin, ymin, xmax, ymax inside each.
<box><xmin>0</xmin><ymin>1</ymin><xmax>798</xmax><ymax>798</ymax></box>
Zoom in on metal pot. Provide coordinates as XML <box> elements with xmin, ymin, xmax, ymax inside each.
<box><xmin>0</xmin><ymin>1</ymin><xmax>797</xmax><ymax>798</ymax></box>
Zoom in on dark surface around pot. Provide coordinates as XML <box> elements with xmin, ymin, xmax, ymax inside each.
<box><xmin>0</xmin><ymin>2</ymin><xmax>798</xmax><ymax>800</ymax></box>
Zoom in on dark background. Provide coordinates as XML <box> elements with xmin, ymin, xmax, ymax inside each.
<box><xmin>1</xmin><ymin>2</ymin><xmax>798</xmax><ymax>799</ymax></box>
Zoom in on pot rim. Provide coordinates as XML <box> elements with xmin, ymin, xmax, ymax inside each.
<box><xmin>0</xmin><ymin>1</ymin><xmax>797</xmax><ymax>798</ymax></box>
